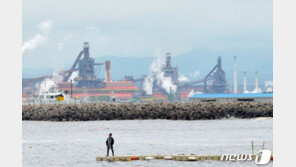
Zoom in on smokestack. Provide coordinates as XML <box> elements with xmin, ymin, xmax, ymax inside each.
<box><xmin>105</xmin><ymin>61</ymin><xmax>111</xmax><ymax>82</ymax></box>
<box><xmin>165</xmin><ymin>53</ymin><xmax>171</xmax><ymax>69</ymax></box>
<box><xmin>255</xmin><ymin>71</ymin><xmax>258</xmax><ymax>91</ymax></box>
<box><xmin>243</xmin><ymin>71</ymin><xmax>247</xmax><ymax>93</ymax></box>
<box><xmin>233</xmin><ymin>56</ymin><xmax>238</xmax><ymax>93</ymax></box>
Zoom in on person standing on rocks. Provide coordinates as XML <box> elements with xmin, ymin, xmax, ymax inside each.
<box><xmin>106</xmin><ymin>133</ymin><xmax>114</xmax><ymax>156</ymax></box>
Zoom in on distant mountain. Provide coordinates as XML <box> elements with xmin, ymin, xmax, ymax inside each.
<box><xmin>23</xmin><ymin>46</ymin><xmax>273</xmax><ymax>90</ymax></box>
<box><xmin>22</xmin><ymin>67</ymin><xmax>56</xmax><ymax>78</ymax></box>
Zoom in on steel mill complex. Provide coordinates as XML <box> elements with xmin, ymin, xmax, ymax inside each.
<box><xmin>22</xmin><ymin>42</ymin><xmax>272</xmax><ymax>103</ymax></box>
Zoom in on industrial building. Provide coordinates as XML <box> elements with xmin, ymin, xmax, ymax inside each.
<box><xmin>63</xmin><ymin>42</ymin><xmax>105</xmax><ymax>88</ymax></box>
<box><xmin>163</xmin><ymin>53</ymin><xmax>179</xmax><ymax>86</ymax></box>
<box><xmin>22</xmin><ymin>45</ymin><xmax>231</xmax><ymax>102</ymax></box>
<box><xmin>177</xmin><ymin>56</ymin><xmax>228</xmax><ymax>100</ymax></box>
<box><xmin>59</xmin><ymin>81</ymin><xmax>139</xmax><ymax>102</ymax></box>
<box><xmin>189</xmin><ymin>93</ymin><xmax>273</xmax><ymax>102</ymax></box>
<box><xmin>130</xmin><ymin>54</ymin><xmax>229</xmax><ymax>101</ymax></box>
<box><xmin>22</xmin><ymin>41</ymin><xmax>272</xmax><ymax>103</ymax></box>
<box><xmin>58</xmin><ymin>42</ymin><xmax>140</xmax><ymax>102</ymax></box>
<box><xmin>23</xmin><ymin>42</ymin><xmax>140</xmax><ymax>102</ymax></box>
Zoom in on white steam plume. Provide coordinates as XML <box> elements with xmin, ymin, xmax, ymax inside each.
<box><xmin>22</xmin><ymin>20</ymin><xmax>53</xmax><ymax>53</ymax></box>
<box><xmin>187</xmin><ymin>89</ymin><xmax>203</xmax><ymax>97</ymax></box>
<box><xmin>37</xmin><ymin>20</ymin><xmax>53</xmax><ymax>34</ymax></box>
<box><xmin>68</xmin><ymin>71</ymin><xmax>79</xmax><ymax>84</ymax></box>
<box><xmin>251</xmin><ymin>88</ymin><xmax>262</xmax><ymax>93</ymax></box>
<box><xmin>35</xmin><ymin>70</ymin><xmax>64</xmax><ymax>94</ymax></box>
<box><xmin>22</xmin><ymin>34</ymin><xmax>47</xmax><ymax>53</ymax></box>
<box><xmin>178</xmin><ymin>74</ymin><xmax>189</xmax><ymax>82</ymax></box>
<box><xmin>143</xmin><ymin>76</ymin><xmax>154</xmax><ymax>95</ymax></box>
<box><xmin>143</xmin><ymin>51</ymin><xmax>177</xmax><ymax>95</ymax></box>
<box><xmin>265</xmin><ymin>80</ymin><xmax>273</xmax><ymax>87</ymax></box>
<box><xmin>265</xmin><ymin>80</ymin><xmax>273</xmax><ymax>92</ymax></box>
<box><xmin>191</xmin><ymin>70</ymin><xmax>200</xmax><ymax>78</ymax></box>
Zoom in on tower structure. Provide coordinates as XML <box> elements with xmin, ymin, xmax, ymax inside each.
<box><xmin>163</xmin><ymin>53</ymin><xmax>178</xmax><ymax>86</ymax></box>
<box><xmin>243</xmin><ymin>71</ymin><xmax>247</xmax><ymax>93</ymax></box>
<box><xmin>211</xmin><ymin>57</ymin><xmax>227</xmax><ymax>93</ymax></box>
<box><xmin>233</xmin><ymin>56</ymin><xmax>238</xmax><ymax>93</ymax></box>
<box><xmin>76</xmin><ymin>42</ymin><xmax>103</xmax><ymax>87</ymax></box>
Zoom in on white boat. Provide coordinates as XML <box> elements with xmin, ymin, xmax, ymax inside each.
<box><xmin>28</xmin><ymin>91</ymin><xmax>71</xmax><ymax>104</ymax></box>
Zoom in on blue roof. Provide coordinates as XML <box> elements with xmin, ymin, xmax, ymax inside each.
<box><xmin>190</xmin><ymin>93</ymin><xmax>273</xmax><ymax>98</ymax></box>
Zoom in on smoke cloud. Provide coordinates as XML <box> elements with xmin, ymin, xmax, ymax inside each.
<box><xmin>35</xmin><ymin>70</ymin><xmax>64</xmax><ymax>94</ymax></box>
<box><xmin>265</xmin><ymin>80</ymin><xmax>273</xmax><ymax>87</ymax></box>
<box><xmin>22</xmin><ymin>34</ymin><xmax>48</xmax><ymax>53</ymax></box>
<box><xmin>178</xmin><ymin>74</ymin><xmax>189</xmax><ymax>82</ymax></box>
<box><xmin>143</xmin><ymin>76</ymin><xmax>154</xmax><ymax>95</ymax></box>
<box><xmin>37</xmin><ymin>20</ymin><xmax>53</xmax><ymax>34</ymax></box>
<box><xmin>22</xmin><ymin>20</ymin><xmax>53</xmax><ymax>53</ymax></box>
<box><xmin>68</xmin><ymin>71</ymin><xmax>79</xmax><ymax>84</ymax></box>
<box><xmin>187</xmin><ymin>89</ymin><xmax>203</xmax><ymax>97</ymax></box>
<box><xmin>265</xmin><ymin>80</ymin><xmax>273</xmax><ymax>92</ymax></box>
<box><xmin>251</xmin><ymin>88</ymin><xmax>262</xmax><ymax>93</ymax></box>
<box><xmin>191</xmin><ymin>70</ymin><xmax>200</xmax><ymax>78</ymax></box>
<box><xmin>143</xmin><ymin>52</ymin><xmax>177</xmax><ymax>95</ymax></box>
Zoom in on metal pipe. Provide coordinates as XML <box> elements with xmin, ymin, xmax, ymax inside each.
<box><xmin>105</xmin><ymin>61</ymin><xmax>111</xmax><ymax>82</ymax></box>
<box><xmin>63</xmin><ymin>50</ymin><xmax>84</xmax><ymax>82</ymax></box>
<box><xmin>203</xmin><ymin>64</ymin><xmax>218</xmax><ymax>93</ymax></box>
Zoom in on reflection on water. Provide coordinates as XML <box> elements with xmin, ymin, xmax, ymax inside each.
<box><xmin>23</xmin><ymin>118</ymin><xmax>273</xmax><ymax>167</ymax></box>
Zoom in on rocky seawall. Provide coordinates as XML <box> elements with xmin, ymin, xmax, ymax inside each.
<box><xmin>22</xmin><ymin>102</ymin><xmax>273</xmax><ymax>121</ymax></box>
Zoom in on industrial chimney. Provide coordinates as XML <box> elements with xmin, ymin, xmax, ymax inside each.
<box><xmin>243</xmin><ymin>71</ymin><xmax>247</xmax><ymax>93</ymax></box>
<box><xmin>255</xmin><ymin>71</ymin><xmax>259</xmax><ymax>91</ymax></box>
<box><xmin>105</xmin><ymin>61</ymin><xmax>111</xmax><ymax>82</ymax></box>
<box><xmin>165</xmin><ymin>53</ymin><xmax>172</xmax><ymax>69</ymax></box>
<box><xmin>233</xmin><ymin>56</ymin><xmax>238</xmax><ymax>93</ymax></box>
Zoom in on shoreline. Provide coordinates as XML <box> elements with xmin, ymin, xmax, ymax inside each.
<box><xmin>22</xmin><ymin>117</ymin><xmax>273</xmax><ymax>123</ymax></box>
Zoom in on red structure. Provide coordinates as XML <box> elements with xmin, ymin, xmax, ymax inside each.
<box><xmin>59</xmin><ymin>81</ymin><xmax>139</xmax><ymax>101</ymax></box>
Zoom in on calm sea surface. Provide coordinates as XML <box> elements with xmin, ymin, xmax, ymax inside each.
<box><xmin>23</xmin><ymin>118</ymin><xmax>273</xmax><ymax>167</ymax></box>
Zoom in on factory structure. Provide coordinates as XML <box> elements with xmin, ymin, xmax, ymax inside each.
<box><xmin>57</xmin><ymin>42</ymin><xmax>140</xmax><ymax>102</ymax></box>
<box><xmin>22</xmin><ymin>42</ymin><xmax>272</xmax><ymax>103</ymax></box>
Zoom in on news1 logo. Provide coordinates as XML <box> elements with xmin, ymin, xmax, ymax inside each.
<box><xmin>255</xmin><ymin>150</ymin><xmax>272</xmax><ymax>165</ymax></box>
<box><xmin>220</xmin><ymin>150</ymin><xmax>272</xmax><ymax>165</ymax></box>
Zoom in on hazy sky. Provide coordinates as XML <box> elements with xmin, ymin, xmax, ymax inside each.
<box><xmin>23</xmin><ymin>0</ymin><xmax>272</xmax><ymax>69</ymax></box>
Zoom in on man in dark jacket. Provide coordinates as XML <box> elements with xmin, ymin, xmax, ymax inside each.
<box><xmin>106</xmin><ymin>133</ymin><xmax>114</xmax><ymax>156</ymax></box>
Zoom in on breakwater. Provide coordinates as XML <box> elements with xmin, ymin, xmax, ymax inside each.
<box><xmin>22</xmin><ymin>102</ymin><xmax>273</xmax><ymax>121</ymax></box>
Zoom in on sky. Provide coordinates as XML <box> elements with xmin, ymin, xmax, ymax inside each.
<box><xmin>22</xmin><ymin>0</ymin><xmax>273</xmax><ymax>76</ymax></box>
